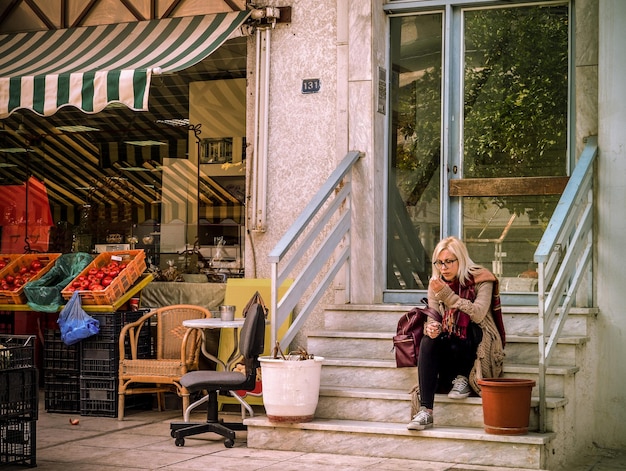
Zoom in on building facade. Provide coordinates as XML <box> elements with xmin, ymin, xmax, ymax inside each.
<box><xmin>1</xmin><ymin>0</ymin><xmax>625</xmax><ymax>454</ymax></box>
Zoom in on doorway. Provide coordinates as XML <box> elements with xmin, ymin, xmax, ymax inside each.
<box><xmin>385</xmin><ymin>2</ymin><xmax>570</xmax><ymax>301</ymax></box>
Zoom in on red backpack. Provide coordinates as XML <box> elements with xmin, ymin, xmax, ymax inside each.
<box><xmin>393</xmin><ymin>298</ymin><xmax>442</xmax><ymax>368</ymax></box>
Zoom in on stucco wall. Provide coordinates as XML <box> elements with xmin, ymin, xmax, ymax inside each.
<box><xmin>596</xmin><ymin>0</ymin><xmax>626</xmax><ymax>450</ymax></box>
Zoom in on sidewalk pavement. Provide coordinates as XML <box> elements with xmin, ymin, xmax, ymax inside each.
<box><xmin>4</xmin><ymin>395</ymin><xmax>626</xmax><ymax>470</ymax></box>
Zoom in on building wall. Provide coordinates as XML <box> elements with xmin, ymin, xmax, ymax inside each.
<box><xmin>595</xmin><ymin>0</ymin><xmax>626</xmax><ymax>450</ymax></box>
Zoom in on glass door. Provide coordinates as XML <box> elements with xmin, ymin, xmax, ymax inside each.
<box><xmin>386</xmin><ymin>2</ymin><xmax>570</xmax><ymax>300</ymax></box>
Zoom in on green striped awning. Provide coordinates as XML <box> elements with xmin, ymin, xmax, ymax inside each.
<box><xmin>0</xmin><ymin>11</ymin><xmax>250</xmax><ymax>118</ymax></box>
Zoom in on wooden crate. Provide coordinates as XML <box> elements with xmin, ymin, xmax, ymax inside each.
<box><xmin>0</xmin><ymin>253</ymin><xmax>61</xmax><ymax>305</ymax></box>
<box><xmin>61</xmin><ymin>250</ymin><xmax>146</xmax><ymax>305</ymax></box>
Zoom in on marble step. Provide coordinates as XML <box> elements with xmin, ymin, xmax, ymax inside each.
<box><xmin>322</xmin><ymin>304</ymin><xmax>597</xmax><ymax>337</ymax></box>
<box><xmin>245</xmin><ymin>416</ymin><xmax>555</xmax><ymax>470</ymax></box>
<box><xmin>307</xmin><ymin>330</ymin><xmax>587</xmax><ymax>366</ymax></box>
<box><xmin>320</xmin><ymin>358</ymin><xmax>578</xmax><ymax>398</ymax></box>
<box><xmin>316</xmin><ymin>386</ymin><xmax>567</xmax><ymax>431</ymax></box>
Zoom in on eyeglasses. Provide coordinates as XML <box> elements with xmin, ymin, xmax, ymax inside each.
<box><xmin>433</xmin><ymin>259</ymin><xmax>458</xmax><ymax>268</ymax></box>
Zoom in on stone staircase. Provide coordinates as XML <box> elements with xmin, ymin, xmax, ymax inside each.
<box><xmin>246</xmin><ymin>303</ymin><xmax>598</xmax><ymax>470</ymax></box>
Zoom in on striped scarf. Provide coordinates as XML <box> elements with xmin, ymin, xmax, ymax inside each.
<box><xmin>442</xmin><ymin>269</ymin><xmax>506</xmax><ymax>347</ymax></box>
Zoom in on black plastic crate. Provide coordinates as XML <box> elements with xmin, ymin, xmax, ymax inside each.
<box><xmin>0</xmin><ymin>368</ymin><xmax>38</xmax><ymax>421</ymax></box>
<box><xmin>80</xmin><ymin>376</ymin><xmax>117</xmax><ymax>417</ymax></box>
<box><xmin>43</xmin><ymin>329</ymin><xmax>80</xmax><ymax>373</ymax></box>
<box><xmin>0</xmin><ymin>418</ymin><xmax>36</xmax><ymax>467</ymax></box>
<box><xmin>80</xmin><ymin>340</ymin><xmax>117</xmax><ymax>377</ymax></box>
<box><xmin>44</xmin><ymin>372</ymin><xmax>80</xmax><ymax>414</ymax></box>
<box><xmin>0</xmin><ymin>335</ymin><xmax>36</xmax><ymax>371</ymax></box>
<box><xmin>89</xmin><ymin>310</ymin><xmax>150</xmax><ymax>343</ymax></box>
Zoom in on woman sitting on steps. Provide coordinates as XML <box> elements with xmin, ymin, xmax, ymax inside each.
<box><xmin>408</xmin><ymin>236</ymin><xmax>506</xmax><ymax>431</ymax></box>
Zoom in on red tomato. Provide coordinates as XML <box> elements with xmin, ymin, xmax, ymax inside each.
<box><xmin>88</xmin><ymin>268</ymin><xmax>99</xmax><ymax>276</ymax></box>
<box><xmin>30</xmin><ymin>260</ymin><xmax>43</xmax><ymax>271</ymax></box>
<box><xmin>19</xmin><ymin>267</ymin><xmax>28</xmax><ymax>275</ymax></box>
<box><xmin>101</xmin><ymin>276</ymin><xmax>114</xmax><ymax>287</ymax></box>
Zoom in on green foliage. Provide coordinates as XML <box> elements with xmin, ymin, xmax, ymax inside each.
<box><xmin>393</xmin><ymin>5</ymin><xmax>569</xmax><ymax>221</ymax></box>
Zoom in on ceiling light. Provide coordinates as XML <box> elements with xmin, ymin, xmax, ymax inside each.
<box><xmin>55</xmin><ymin>125</ymin><xmax>100</xmax><ymax>133</ymax></box>
<box><xmin>0</xmin><ymin>163</ymin><xmax>17</xmax><ymax>167</ymax></box>
<box><xmin>119</xmin><ymin>167</ymin><xmax>151</xmax><ymax>172</ymax></box>
<box><xmin>124</xmin><ymin>140</ymin><xmax>167</xmax><ymax>146</ymax></box>
<box><xmin>0</xmin><ymin>148</ymin><xmax>28</xmax><ymax>153</ymax></box>
<box><xmin>156</xmin><ymin>118</ymin><xmax>189</xmax><ymax>127</ymax></box>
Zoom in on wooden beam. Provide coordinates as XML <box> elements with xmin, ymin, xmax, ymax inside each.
<box><xmin>161</xmin><ymin>0</ymin><xmax>183</xmax><ymax>18</ymax></box>
<box><xmin>448</xmin><ymin>176</ymin><xmax>569</xmax><ymax>197</ymax></box>
<box><xmin>24</xmin><ymin>0</ymin><xmax>56</xmax><ymax>29</ymax></box>
<box><xmin>72</xmin><ymin>0</ymin><xmax>99</xmax><ymax>27</ymax></box>
<box><xmin>0</xmin><ymin>0</ymin><xmax>22</xmax><ymax>30</ymax></box>
<box><xmin>120</xmin><ymin>0</ymin><xmax>145</xmax><ymax>21</ymax></box>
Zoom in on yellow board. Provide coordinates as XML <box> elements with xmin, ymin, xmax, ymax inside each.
<box><xmin>216</xmin><ymin>278</ymin><xmax>292</xmax><ymax>409</ymax></box>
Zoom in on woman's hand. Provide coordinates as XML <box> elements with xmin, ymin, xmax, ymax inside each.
<box><xmin>429</xmin><ymin>276</ymin><xmax>446</xmax><ymax>293</ymax></box>
<box><xmin>425</xmin><ymin>321</ymin><xmax>441</xmax><ymax>339</ymax></box>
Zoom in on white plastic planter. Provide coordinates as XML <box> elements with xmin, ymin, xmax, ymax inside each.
<box><xmin>259</xmin><ymin>356</ymin><xmax>324</xmax><ymax>423</ymax></box>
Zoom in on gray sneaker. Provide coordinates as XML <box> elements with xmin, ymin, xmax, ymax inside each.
<box><xmin>407</xmin><ymin>406</ymin><xmax>433</xmax><ymax>430</ymax></box>
<box><xmin>448</xmin><ymin>375</ymin><xmax>471</xmax><ymax>399</ymax></box>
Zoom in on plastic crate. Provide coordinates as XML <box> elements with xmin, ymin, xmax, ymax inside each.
<box><xmin>44</xmin><ymin>372</ymin><xmax>80</xmax><ymax>413</ymax></box>
<box><xmin>0</xmin><ymin>335</ymin><xmax>36</xmax><ymax>371</ymax></box>
<box><xmin>61</xmin><ymin>250</ymin><xmax>146</xmax><ymax>305</ymax></box>
<box><xmin>80</xmin><ymin>376</ymin><xmax>117</xmax><ymax>417</ymax></box>
<box><xmin>85</xmin><ymin>310</ymin><xmax>152</xmax><ymax>353</ymax></box>
<box><xmin>80</xmin><ymin>340</ymin><xmax>117</xmax><ymax>377</ymax></box>
<box><xmin>0</xmin><ymin>253</ymin><xmax>61</xmax><ymax>305</ymax></box>
<box><xmin>0</xmin><ymin>368</ymin><xmax>38</xmax><ymax>420</ymax></box>
<box><xmin>0</xmin><ymin>418</ymin><xmax>36</xmax><ymax>467</ymax></box>
<box><xmin>43</xmin><ymin>329</ymin><xmax>80</xmax><ymax>373</ymax></box>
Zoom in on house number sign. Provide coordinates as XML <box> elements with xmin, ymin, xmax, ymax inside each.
<box><xmin>302</xmin><ymin>78</ymin><xmax>321</xmax><ymax>94</ymax></box>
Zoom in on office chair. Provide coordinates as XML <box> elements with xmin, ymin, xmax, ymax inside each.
<box><xmin>169</xmin><ymin>302</ymin><xmax>265</xmax><ymax>448</ymax></box>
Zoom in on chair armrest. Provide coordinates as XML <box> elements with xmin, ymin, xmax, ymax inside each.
<box><xmin>179</xmin><ymin>326</ymin><xmax>202</xmax><ymax>373</ymax></box>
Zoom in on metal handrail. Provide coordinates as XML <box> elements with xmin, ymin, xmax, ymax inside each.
<box><xmin>268</xmin><ymin>151</ymin><xmax>363</xmax><ymax>350</ymax></box>
<box><xmin>534</xmin><ymin>136</ymin><xmax>597</xmax><ymax>432</ymax></box>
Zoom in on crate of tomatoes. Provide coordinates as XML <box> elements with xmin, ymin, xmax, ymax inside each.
<box><xmin>61</xmin><ymin>250</ymin><xmax>146</xmax><ymax>305</ymax></box>
<box><xmin>0</xmin><ymin>254</ymin><xmax>62</xmax><ymax>305</ymax></box>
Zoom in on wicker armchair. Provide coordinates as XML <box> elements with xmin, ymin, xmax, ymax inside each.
<box><xmin>118</xmin><ymin>304</ymin><xmax>211</xmax><ymax>420</ymax></box>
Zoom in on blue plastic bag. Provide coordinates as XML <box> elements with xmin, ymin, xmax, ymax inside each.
<box><xmin>57</xmin><ymin>291</ymin><xmax>100</xmax><ymax>345</ymax></box>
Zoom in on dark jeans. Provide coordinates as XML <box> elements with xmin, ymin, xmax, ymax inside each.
<box><xmin>417</xmin><ymin>328</ymin><xmax>481</xmax><ymax>409</ymax></box>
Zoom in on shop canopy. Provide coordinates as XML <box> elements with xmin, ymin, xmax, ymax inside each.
<box><xmin>0</xmin><ymin>11</ymin><xmax>250</xmax><ymax>119</ymax></box>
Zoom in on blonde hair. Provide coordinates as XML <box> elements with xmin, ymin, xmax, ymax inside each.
<box><xmin>431</xmin><ymin>236</ymin><xmax>481</xmax><ymax>286</ymax></box>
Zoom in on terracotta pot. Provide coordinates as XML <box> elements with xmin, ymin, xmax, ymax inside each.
<box><xmin>477</xmin><ymin>378</ymin><xmax>536</xmax><ymax>435</ymax></box>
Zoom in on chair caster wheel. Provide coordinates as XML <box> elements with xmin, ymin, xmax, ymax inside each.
<box><xmin>224</xmin><ymin>438</ymin><xmax>235</xmax><ymax>448</ymax></box>
<box><xmin>170</xmin><ymin>430</ymin><xmax>176</xmax><ymax>439</ymax></box>
<box><xmin>175</xmin><ymin>438</ymin><xmax>185</xmax><ymax>447</ymax></box>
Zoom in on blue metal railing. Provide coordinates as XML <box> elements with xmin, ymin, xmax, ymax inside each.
<box><xmin>268</xmin><ymin>151</ymin><xmax>363</xmax><ymax>351</ymax></box>
<box><xmin>534</xmin><ymin>136</ymin><xmax>597</xmax><ymax>432</ymax></box>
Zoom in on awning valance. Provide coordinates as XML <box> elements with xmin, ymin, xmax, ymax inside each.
<box><xmin>0</xmin><ymin>11</ymin><xmax>250</xmax><ymax>118</ymax></box>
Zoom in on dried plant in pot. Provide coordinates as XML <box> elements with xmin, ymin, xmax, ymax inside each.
<box><xmin>259</xmin><ymin>342</ymin><xmax>325</xmax><ymax>423</ymax></box>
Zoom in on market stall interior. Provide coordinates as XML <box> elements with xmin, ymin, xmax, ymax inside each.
<box><xmin>0</xmin><ymin>33</ymin><xmax>247</xmax><ymax>278</ymax></box>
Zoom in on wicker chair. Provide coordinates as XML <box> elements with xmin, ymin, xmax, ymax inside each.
<box><xmin>118</xmin><ymin>304</ymin><xmax>211</xmax><ymax>420</ymax></box>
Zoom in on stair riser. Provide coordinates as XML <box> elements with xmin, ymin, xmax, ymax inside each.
<box><xmin>310</xmin><ymin>335</ymin><xmax>581</xmax><ymax>367</ymax></box>
<box><xmin>246</xmin><ymin>425</ymin><xmax>547</xmax><ymax>469</ymax></box>
<box><xmin>322</xmin><ymin>363</ymin><xmax>572</xmax><ymax>398</ymax></box>
<box><xmin>323</xmin><ymin>309</ymin><xmax>590</xmax><ymax>337</ymax></box>
<box><xmin>504</xmin><ymin>313</ymin><xmax>589</xmax><ymax>337</ymax></box>
<box><xmin>505</xmin><ymin>342</ymin><xmax>580</xmax><ymax>367</ymax></box>
<box><xmin>308</xmin><ymin>336</ymin><xmax>394</xmax><ymax>360</ymax></box>
<box><xmin>321</xmin><ymin>364</ymin><xmax>417</xmax><ymax>391</ymax></box>
<box><xmin>316</xmin><ymin>395</ymin><xmax>549</xmax><ymax>431</ymax></box>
